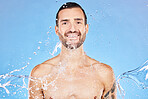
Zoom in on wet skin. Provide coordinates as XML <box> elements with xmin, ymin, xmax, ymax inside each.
<box><xmin>29</xmin><ymin>55</ymin><xmax>116</xmax><ymax>99</ymax></box>
<box><xmin>29</xmin><ymin>7</ymin><xmax>116</xmax><ymax>99</ymax></box>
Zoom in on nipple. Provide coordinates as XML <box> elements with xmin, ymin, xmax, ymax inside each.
<box><xmin>69</xmin><ymin>95</ymin><xmax>76</xmax><ymax>99</ymax></box>
<box><xmin>94</xmin><ymin>96</ymin><xmax>97</xmax><ymax>99</ymax></box>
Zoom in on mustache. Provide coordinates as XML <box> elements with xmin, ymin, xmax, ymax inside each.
<box><xmin>64</xmin><ymin>31</ymin><xmax>81</xmax><ymax>37</ymax></box>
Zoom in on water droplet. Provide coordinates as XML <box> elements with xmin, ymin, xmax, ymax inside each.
<box><xmin>27</xmin><ymin>62</ymin><xmax>30</xmax><ymax>65</ymax></box>
<box><xmin>13</xmin><ymin>92</ymin><xmax>16</xmax><ymax>95</ymax></box>
<box><xmin>47</xmin><ymin>31</ymin><xmax>49</xmax><ymax>34</ymax></box>
<box><xmin>38</xmin><ymin>41</ymin><xmax>42</xmax><ymax>44</ymax></box>
<box><xmin>38</xmin><ymin>46</ymin><xmax>40</xmax><ymax>50</ymax></box>
<box><xmin>33</xmin><ymin>52</ymin><xmax>37</xmax><ymax>55</ymax></box>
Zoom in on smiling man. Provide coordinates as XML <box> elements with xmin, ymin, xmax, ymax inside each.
<box><xmin>29</xmin><ymin>2</ymin><xmax>116</xmax><ymax>99</ymax></box>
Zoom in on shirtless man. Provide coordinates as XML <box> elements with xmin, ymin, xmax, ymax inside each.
<box><xmin>29</xmin><ymin>2</ymin><xmax>116</xmax><ymax>99</ymax></box>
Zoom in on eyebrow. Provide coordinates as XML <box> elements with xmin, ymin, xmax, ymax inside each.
<box><xmin>74</xmin><ymin>18</ymin><xmax>83</xmax><ymax>21</ymax></box>
<box><xmin>60</xmin><ymin>19</ymin><xmax>69</xmax><ymax>22</ymax></box>
<box><xmin>60</xmin><ymin>18</ymin><xmax>83</xmax><ymax>22</ymax></box>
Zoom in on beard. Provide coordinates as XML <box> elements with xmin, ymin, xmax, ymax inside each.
<box><xmin>58</xmin><ymin>30</ymin><xmax>86</xmax><ymax>49</ymax></box>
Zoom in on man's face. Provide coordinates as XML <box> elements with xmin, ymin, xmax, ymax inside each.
<box><xmin>55</xmin><ymin>7</ymin><xmax>88</xmax><ymax>49</ymax></box>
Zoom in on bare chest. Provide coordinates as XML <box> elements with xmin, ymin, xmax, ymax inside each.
<box><xmin>42</xmin><ymin>68</ymin><xmax>104</xmax><ymax>99</ymax></box>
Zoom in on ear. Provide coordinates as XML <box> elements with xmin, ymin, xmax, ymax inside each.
<box><xmin>85</xmin><ymin>24</ymin><xmax>89</xmax><ymax>34</ymax></box>
<box><xmin>55</xmin><ymin>26</ymin><xmax>59</xmax><ymax>36</ymax></box>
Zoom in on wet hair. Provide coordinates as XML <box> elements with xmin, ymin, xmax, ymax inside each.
<box><xmin>56</xmin><ymin>2</ymin><xmax>87</xmax><ymax>26</ymax></box>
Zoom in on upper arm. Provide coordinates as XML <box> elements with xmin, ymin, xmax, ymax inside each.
<box><xmin>28</xmin><ymin>65</ymin><xmax>44</xmax><ymax>99</ymax></box>
<box><xmin>101</xmin><ymin>64</ymin><xmax>117</xmax><ymax>99</ymax></box>
<box><xmin>103</xmin><ymin>82</ymin><xmax>116</xmax><ymax>99</ymax></box>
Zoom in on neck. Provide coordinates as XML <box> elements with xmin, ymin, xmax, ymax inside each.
<box><xmin>59</xmin><ymin>45</ymin><xmax>87</xmax><ymax>69</ymax></box>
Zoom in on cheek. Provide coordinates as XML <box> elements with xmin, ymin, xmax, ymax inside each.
<box><xmin>79</xmin><ymin>28</ymin><xmax>86</xmax><ymax>33</ymax></box>
<box><xmin>79</xmin><ymin>25</ymin><xmax>86</xmax><ymax>31</ymax></box>
<box><xmin>59</xmin><ymin>27</ymin><xmax>65</xmax><ymax>34</ymax></box>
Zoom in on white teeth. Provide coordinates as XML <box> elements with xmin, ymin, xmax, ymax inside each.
<box><xmin>67</xmin><ymin>35</ymin><xmax>78</xmax><ymax>38</ymax></box>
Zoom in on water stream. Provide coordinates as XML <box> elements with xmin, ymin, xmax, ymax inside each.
<box><xmin>117</xmin><ymin>60</ymin><xmax>148</xmax><ymax>98</ymax></box>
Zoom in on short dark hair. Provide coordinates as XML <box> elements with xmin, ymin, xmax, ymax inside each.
<box><xmin>56</xmin><ymin>2</ymin><xmax>87</xmax><ymax>26</ymax></box>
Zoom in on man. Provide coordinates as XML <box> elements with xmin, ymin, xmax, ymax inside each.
<box><xmin>29</xmin><ymin>2</ymin><xmax>116</xmax><ymax>99</ymax></box>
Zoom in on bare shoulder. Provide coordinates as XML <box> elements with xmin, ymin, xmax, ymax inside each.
<box><xmin>88</xmin><ymin>57</ymin><xmax>116</xmax><ymax>97</ymax></box>
<box><xmin>30</xmin><ymin>55</ymin><xmax>60</xmax><ymax>78</ymax></box>
<box><xmin>87</xmin><ymin>56</ymin><xmax>113</xmax><ymax>71</ymax></box>
<box><xmin>95</xmin><ymin>62</ymin><xmax>114</xmax><ymax>81</ymax></box>
<box><xmin>95</xmin><ymin>62</ymin><xmax>114</xmax><ymax>76</ymax></box>
<box><xmin>87</xmin><ymin>56</ymin><xmax>115</xmax><ymax>82</ymax></box>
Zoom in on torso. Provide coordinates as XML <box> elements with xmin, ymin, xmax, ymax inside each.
<box><xmin>30</xmin><ymin>53</ymin><xmax>114</xmax><ymax>99</ymax></box>
<box><xmin>34</xmin><ymin>55</ymin><xmax>111</xmax><ymax>99</ymax></box>
<box><xmin>41</xmin><ymin>64</ymin><xmax>104</xmax><ymax>99</ymax></box>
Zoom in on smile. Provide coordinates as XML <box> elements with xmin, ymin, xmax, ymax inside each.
<box><xmin>66</xmin><ymin>33</ymin><xmax>80</xmax><ymax>40</ymax></box>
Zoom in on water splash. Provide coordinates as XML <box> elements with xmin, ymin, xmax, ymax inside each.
<box><xmin>49</xmin><ymin>42</ymin><xmax>61</xmax><ymax>57</ymax></box>
<box><xmin>0</xmin><ymin>39</ymin><xmax>61</xmax><ymax>98</ymax></box>
<box><xmin>117</xmin><ymin>60</ymin><xmax>148</xmax><ymax>98</ymax></box>
<box><xmin>0</xmin><ymin>64</ymin><xmax>29</xmax><ymax>98</ymax></box>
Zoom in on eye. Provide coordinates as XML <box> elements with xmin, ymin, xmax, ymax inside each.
<box><xmin>77</xmin><ymin>21</ymin><xmax>82</xmax><ymax>24</ymax></box>
<box><xmin>62</xmin><ymin>22</ymin><xmax>67</xmax><ymax>25</ymax></box>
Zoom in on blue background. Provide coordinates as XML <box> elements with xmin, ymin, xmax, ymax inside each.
<box><xmin>0</xmin><ymin>0</ymin><xmax>148</xmax><ymax>98</ymax></box>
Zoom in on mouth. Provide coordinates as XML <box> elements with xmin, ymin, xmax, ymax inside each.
<box><xmin>66</xmin><ymin>33</ymin><xmax>79</xmax><ymax>39</ymax></box>
<box><xmin>65</xmin><ymin>32</ymin><xmax>81</xmax><ymax>42</ymax></box>
<box><xmin>59</xmin><ymin>31</ymin><xmax>85</xmax><ymax>49</ymax></box>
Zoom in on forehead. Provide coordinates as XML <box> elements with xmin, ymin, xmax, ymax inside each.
<box><xmin>58</xmin><ymin>7</ymin><xmax>85</xmax><ymax>20</ymax></box>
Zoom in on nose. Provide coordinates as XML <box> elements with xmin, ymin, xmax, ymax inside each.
<box><xmin>69</xmin><ymin>23</ymin><xmax>77</xmax><ymax>32</ymax></box>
